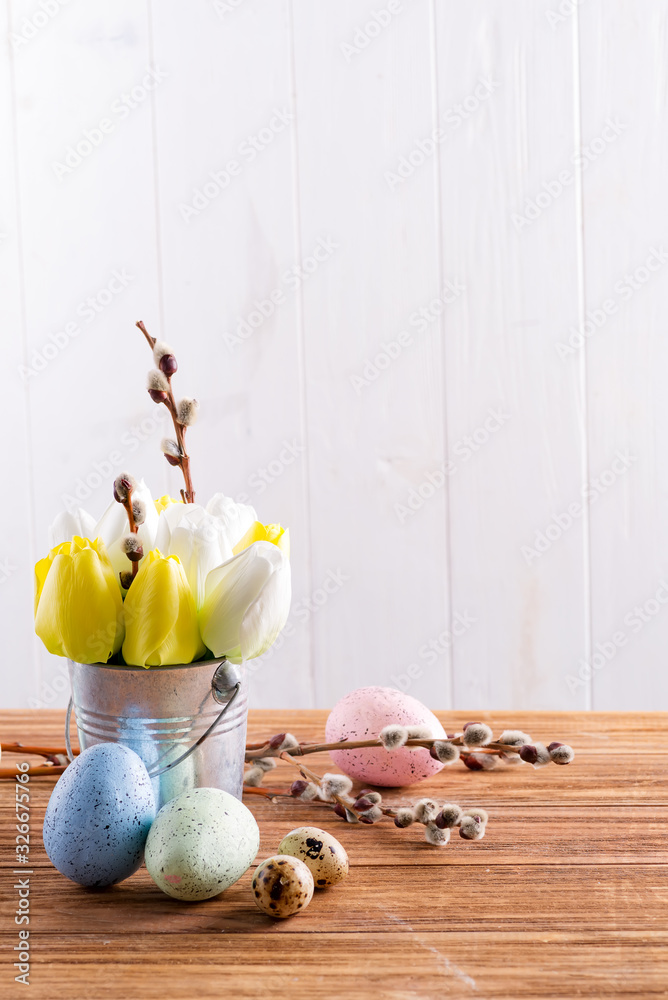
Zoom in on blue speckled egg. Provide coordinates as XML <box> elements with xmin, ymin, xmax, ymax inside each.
<box><xmin>145</xmin><ymin>787</ymin><xmax>260</xmax><ymax>901</ymax></box>
<box><xmin>43</xmin><ymin>743</ymin><xmax>156</xmax><ymax>887</ymax></box>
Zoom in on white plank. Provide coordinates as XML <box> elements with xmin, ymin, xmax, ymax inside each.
<box><xmin>149</xmin><ymin>0</ymin><xmax>314</xmax><ymax>707</ymax></box>
<box><xmin>10</xmin><ymin>0</ymin><xmax>163</xmax><ymax>705</ymax></box>
<box><xmin>0</xmin><ymin>4</ymin><xmax>40</xmax><ymax>707</ymax></box>
<box><xmin>579</xmin><ymin>1</ymin><xmax>668</xmax><ymax>710</ymax></box>
<box><xmin>291</xmin><ymin>0</ymin><xmax>452</xmax><ymax>708</ymax></box>
<box><xmin>435</xmin><ymin>0</ymin><xmax>589</xmax><ymax>709</ymax></box>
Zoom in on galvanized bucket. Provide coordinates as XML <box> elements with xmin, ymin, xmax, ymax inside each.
<box><xmin>66</xmin><ymin>658</ymin><xmax>248</xmax><ymax>809</ymax></box>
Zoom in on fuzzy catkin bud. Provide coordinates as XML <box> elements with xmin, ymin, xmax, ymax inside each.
<box><xmin>406</xmin><ymin>724</ymin><xmax>433</xmax><ymax>739</ymax></box>
<box><xmin>176</xmin><ymin>397</ymin><xmax>199</xmax><ymax>426</ymax></box>
<box><xmin>462</xmin><ymin>723</ymin><xmax>494</xmax><ymax>748</ymax></box>
<box><xmin>147</xmin><ymin>369</ymin><xmax>170</xmax><ymax>392</ymax></box>
<box><xmin>358</xmin><ymin>805</ymin><xmax>383</xmax><ymax>823</ymax></box>
<box><xmin>393</xmin><ymin>808</ymin><xmax>415</xmax><ymax>828</ymax></box>
<box><xmin>319</xmin><ymin>773</ymin><xmax>354</xmax><ymax>800</ymax></box>
<box><xmin>425</xmin><ymin>822</ymin><xmax>450</xmax><ymax>846</ymax></box>
<box><xmin>113</xmin><ymin>473</ymin><xmax>137</xmax><ymax>503</ymax></box>
<box><xmin>358</xmin><ymin>790</ymin><xmax>382</xmax><ymax>805</ymax></box>
<box><xmin>499</xmin><ymin>729</ymin><xmax>532</xmax><ymax>746</ymax></box>
<box><xmin>548</xmin><ymin>742</ymin><xmax>575</xmax><ymax>764</ymax></box>
<box><xmin>153</xmin><ymin>341</ymin><xmax>176</xmax><ymax>366</ymax></box>
<box><xmin>132</xmin><ymin>499</ymin><xmax>146</xmax><ymax>526</ymax></box>
<box><xmin>290</xmin><ymin>780</ymin><xmax>308</xmax><ymax>797</ymax></box>
<box><xmin>413</xmin><ymin>798</ymin><xmax>439</xmax><ymax>824</ymax></box>
<box><xmin>243</xmin><ymin>766</ymin><xmax>265</xmax><ymax>787</ymax></box>
<box><xmin>121</xmin><ymin>535</ymin><xmax>143</xmax><ymax>561</ymax></box>
<box><xmin>459</xmin><ymin>816</ymin><xmax>486</xmax><ymax>840</ymax></box>
<box><xmin>462</xmin><ymin>807</ymin><xmax>489</xmax><ymax>824</ymax></box>
<box><xmin>353</xmin><ymin>797</ymin><xmax>376</xmax><ymax>811</ymax></box>
<box><xmin>270</xmin><ymin>732</ymin><xmax>300</xmax><ymax>751</ymax></box>
<box><xmin>430</xmin><ymin>740</ymin><xmax>460</xmax><ymax>764</ymax></box>
<box><xmin>161</xmin><ymin>439</ymin><xmax>182</xmax><ymax>466</ymax></box>
<box><xmin>436</xmin><ymin>803</ymin><xmax>463</xmax><ymax>828</ymax></box>
<box><xmin>379</xmin><ymin>724</ymin><xmax>409</xmax><ymax>750</ymax></box>
<box><xmin>465</xmin><ymin>752</ymin><xmax>498</xmax><ymax>771</ymax></box>
<box><xmin>299</xmin><ymin>782</ymin><xmax>319</xmax><ymax>802</ymax></box>
<box><xmin>532</xmin><ymin>742</ymin><xmax>551</xmax><ymax>767</ymax></box>
<box><xmin>253</xmin><ymin>757</ymin><xmax>277</xmax><ymax>772</ymax></box>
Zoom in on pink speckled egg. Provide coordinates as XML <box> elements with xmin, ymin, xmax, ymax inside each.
<box><xmin>325</xmin><ymin>686</ymin><xmax>446</xmax><ymax>787</ymax></box>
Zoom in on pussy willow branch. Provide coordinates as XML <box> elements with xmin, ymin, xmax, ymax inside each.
<box><xmin>246</xmin><ymin>736</ymin><xmax>526</xmax><ymax>762</ymax></box>
<box><xmin>136</xmin><ymin>319</ymin><xmax>195</xmax><ymax>503</ymax></box>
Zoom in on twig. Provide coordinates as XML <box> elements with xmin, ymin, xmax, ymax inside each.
<box><xmin>137</xmin><ymin>320</ymin><xmax>196</xmax><ymax>503</ymax></box>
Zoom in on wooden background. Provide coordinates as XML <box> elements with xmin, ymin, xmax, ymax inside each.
<box><xmin>2</xmin><ymin>1</ymin><xmax>667</xmax><ymax>712</ymax></box>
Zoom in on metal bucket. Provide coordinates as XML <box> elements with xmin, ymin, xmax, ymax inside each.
<box><xmin>67</xmin><ymin>658</ymin><xmax>248</xmax><ymax>810</ymax></box>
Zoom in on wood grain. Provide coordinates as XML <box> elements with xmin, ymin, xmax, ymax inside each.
<box><xmin>1</xmin><ymin>709</ymin><xmax>667</xmax><ymax>999</ymax></box>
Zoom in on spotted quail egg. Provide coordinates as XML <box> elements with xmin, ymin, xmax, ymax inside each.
<box><xmin>277</xmin><ymin>826</ymin><xmax>349</xmax><ymax>888</ymax></box>
<box><xmin>252</xmin><ymin>855</ymin><xmax>314</xmax><ymax>918</ymax></box>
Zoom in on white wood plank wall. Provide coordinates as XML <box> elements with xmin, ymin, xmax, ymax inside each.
<box><xmin>2</xmin><ymin>0</ymin><xmax>666</xmax><ymax>711</ymax></box>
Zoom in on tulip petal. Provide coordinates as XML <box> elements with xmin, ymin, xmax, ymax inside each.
<box><xmin>199</xmin><ymin>542</ymin><xmax>291</xmax><ymax>661</ymax></box>
<box><xmin>48</xmin><ymin>508</ymin><xmax>96</xmax><ymax>548</ymax></box>
<box><xmin>233</xmin><ymin>521</ymin><xmax>290</xmax><ymax>558</ymax></box>
<box><xmin>205</xmin><ymin>494</ymin><xmax>257</xmax><ymax>550</ymax></box>
<box><xmin>122</xmin><ymin>551</ymin><xmax>205</xmax><ymax>667</ymax></box>
<box><xmin>34</xmin><ymin>543</ymin><xmax>124</xmax><ymax>663</ymax></box>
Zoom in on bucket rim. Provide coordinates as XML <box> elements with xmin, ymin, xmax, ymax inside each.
<box><xmin>67</xmin><ymin>655</ymin><xmax>229</xmax><ymax>674</ymax></box>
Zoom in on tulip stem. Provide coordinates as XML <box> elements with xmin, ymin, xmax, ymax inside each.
<box><xmin>136</xmin><ymin>320</ymin><xmax>196</xmax><ymax>504</ymax></box>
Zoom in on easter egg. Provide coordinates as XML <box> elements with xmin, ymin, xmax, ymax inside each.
<box><xmin>277</xmin><ymin>826</ymin><xmax>349</xmax><ymax>887</ymax></box>
<box><xmin>43</xmin><ymin>743</ymin><xmax>156</xmax><ymax>887</ymax></box>
<box><xmin>145</xmin><ymin>787</ymin><xmax>259</xmax><ymax>901</ymax></box>
<box><xmin>325</xmin><ymin>686</ymin><xmax>446</xmax><ymax>786</ymax></box>
<box><xmin>252</xmin><ymin>855</ymin><xmax>314</xmax><ymax>918</ymax></box>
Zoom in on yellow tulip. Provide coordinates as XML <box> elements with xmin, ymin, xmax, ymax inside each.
<box><xmin>233</xmin><ymin>521</ymin><xmax>290</xmax><ymax>558</ymax></box>
<box><xmin>122</xmin><ymin>550</ymin><xmax>206</xmax><ymax>668</ymax></box>
<box><xmin>34</xmin><ymin>537</ymin><xmax>124</xmax><ymax>664</ymax></box>
<box><xmin>154</xmin><ymin>495</ymin><xmax>184</xmax><ymax>515</ymax></box>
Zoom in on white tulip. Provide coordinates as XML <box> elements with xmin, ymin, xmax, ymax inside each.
<box><xmin>154</xmin><ymin>503</ymin><xmax>234</xmax><ymax>609</ymax></box>
<box><xmin>94</xmin><ymin>479</ymin><xmax>159</xmax><ymax>582</ymax></box>
<box><xmin>199</xmin><ymin>541</ymin><xmax>291</xmax><ymax>662</ymax></box>
<box><xmin>205</xmin><ymin>494</ymin><xmax>257</xmax><ymax>551</ymax></box>
<box><xmin>48</xmin><ymin>508</ymin><xmax>96</xmax><ymax>548</ymax></box>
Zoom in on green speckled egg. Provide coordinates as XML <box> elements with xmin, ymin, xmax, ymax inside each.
<box><xmin>252</xmin><ymin>855</ymin><xmax>314</xmax><ymax>918</ymax></box>
<box><xmin>145</xmin><ymin>787</ymin><xmax>259</xmax><ymax>901</ymax></box>
<box><xmin>277</xmin><ymin>826</ymin><xmax>349</xmax><ymax>887</ymax></box>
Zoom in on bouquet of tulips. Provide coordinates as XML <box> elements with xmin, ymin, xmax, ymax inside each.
<box><xmin>33</xmin><ymin>323</ymin><xmax>291</xmax><ymax>668</ymax></box>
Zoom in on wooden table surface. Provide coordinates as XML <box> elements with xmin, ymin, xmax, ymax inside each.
<box><xmin>1</xmin><ymin>709</ymin><xmax>666</xmax><ymax>1000</ymax></box>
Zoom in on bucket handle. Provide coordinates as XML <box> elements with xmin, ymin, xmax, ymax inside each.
<box><xmin>64</xmin><ymin>660</ymin><xmax>242</xmax><ymax>779</ymax></box>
